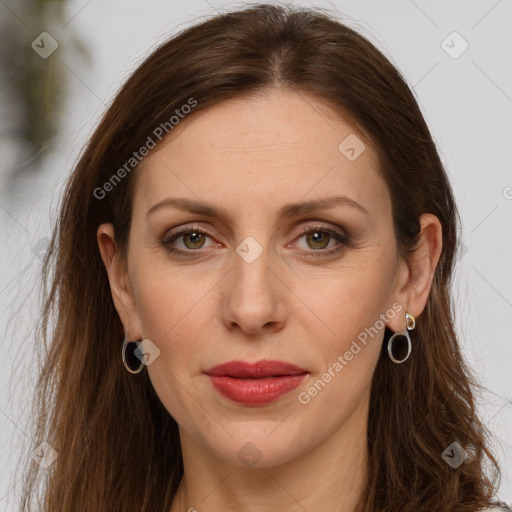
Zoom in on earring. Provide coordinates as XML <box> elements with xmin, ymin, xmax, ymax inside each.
<box><xmin>387</xmin><ymin>311</ymin><xmax>415</xmax><ymax>364</ymax></box>
<box><xmin>122</xmin><ymin>337</ymin><xmax>144</xmax><ymax>374</ymax></box>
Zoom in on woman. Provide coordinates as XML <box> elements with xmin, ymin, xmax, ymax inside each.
<box><xmin>20</xmin><ymin>3</ymin><xmax>510</xmax><ymax>511</ymax></box>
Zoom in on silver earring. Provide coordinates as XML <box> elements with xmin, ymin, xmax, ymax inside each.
<box><xmin>122</xmin><ymin>337</ymin><xmax>144</xmax><ymax>374</ymax></box>
<box><xmin>387</xmin><ymin>312</ymin><xmax>415</xmax><ymax>363</ymax></box>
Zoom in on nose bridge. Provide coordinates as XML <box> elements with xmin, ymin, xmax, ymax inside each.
<box><xmin>221</xmin><ymin>232</ymin><xmax>285</xmax><ymax>333</ymax></box>
<box><xmin>232</xmin><ymin>233</ymin><xmax>273</xmax><ymax>296</ymax></box>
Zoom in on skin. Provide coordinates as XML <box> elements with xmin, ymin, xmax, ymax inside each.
<box><xmin>97</xmin><ymin>90</ymin><xmax>442</xmax><ymax>512</ymax></box>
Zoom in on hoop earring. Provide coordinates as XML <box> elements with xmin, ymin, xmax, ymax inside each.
<box><xmin>122</xmin><ymin>337</ymin><xmax>144</xmax><ymax>374</ymax></box>
<box><xmin>387</xmin><ymin>311</ymin><xmax>415</xmax><ymax>364</ymax></box>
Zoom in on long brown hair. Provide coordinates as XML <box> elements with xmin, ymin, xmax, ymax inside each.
<box><xmin>19</xmin><ymin>3</ymin><xmax>507</xmax><ymax>511</ymax></box>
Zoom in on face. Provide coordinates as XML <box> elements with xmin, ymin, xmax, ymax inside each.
<box><xmin>99</xmin><ymin>90</ymin><xmax>416</xmax><ymax>468</ymax></box>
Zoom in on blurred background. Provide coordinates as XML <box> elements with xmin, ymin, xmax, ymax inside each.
<box><xmin>0</xmin><ymin>0</ymin><xmax>511</xmax><ymax>509</ymax></box>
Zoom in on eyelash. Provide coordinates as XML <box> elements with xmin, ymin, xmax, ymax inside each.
<box><xmin>161</xmin><ymin>223</ymin><xmax>352</xmax><ymax>258</ymax></box>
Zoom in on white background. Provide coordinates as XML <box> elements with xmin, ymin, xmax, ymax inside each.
<box><xmin>0</xmin><ymin>0</ymin><xmax>511</xmax><ymax>509</ymax></box>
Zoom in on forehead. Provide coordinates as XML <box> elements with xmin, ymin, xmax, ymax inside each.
<box><xmin>134</xmin><ymin>90</ymin><xmax>388</xmax><ymax>221</ymax></box>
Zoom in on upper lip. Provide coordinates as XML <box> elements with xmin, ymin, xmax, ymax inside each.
<box><xmin>204</xmin><ymin>359</ymin><xmax>309</xmax><ymax>378</ymax></box>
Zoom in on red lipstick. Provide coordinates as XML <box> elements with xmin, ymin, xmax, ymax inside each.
<box><xmin>204</xmin><ymin>360</ymin><xmax>308</xmax><ymax>405</ymax></box>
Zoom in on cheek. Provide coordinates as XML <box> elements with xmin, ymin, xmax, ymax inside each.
<box><xmin>291</xmin><ymin>257</ymin><xmax>393</xmax><ymax>399</ymax></box>
<box><xmin>295</xmin><ymin>261</ymin><xmax>393</xmax><ymax>344</ymax></box>
<box><xmin>133</xmin><ymin>261</ymin><xmax>216</xmax><ymax>342</ymax></box>
<box><xmin>295</xmin><ymin>301</ymin><xmax>384</xmax><ymax>435</ymax></box>
<box><xmin>133</xmin><ymin>269</ymin><xmax>218</xmax><ymax>429</ymax></box>
<box><xmin>145</xmin><ymin>361</ymin><xmax>220</xmax><ymax>446</ymax></box>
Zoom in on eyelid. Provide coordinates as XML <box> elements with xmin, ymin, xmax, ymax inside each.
<box><xmin>293</xmin><ymin>223</ymin><xmax>350</xmax><ymax>241</ymax></box>
<box><xmin>163</xmin><ymin>221</ymin><xmax>349</xmax><ymax>240</ymax></box>
<box><xmin>162</xmin><ymin>223</ymin><xmax>223</xmax><ymax>243</ymax></box>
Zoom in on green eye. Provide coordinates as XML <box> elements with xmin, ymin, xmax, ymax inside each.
<box><xmin>294</xmin><ymin>225</ymin><xmax>351</xmax><ymax>257</ymax></box>
<box><xmin>162</xmin><ymin>224</ymin><xmax>351</xmax><ymax>257</ymax></box>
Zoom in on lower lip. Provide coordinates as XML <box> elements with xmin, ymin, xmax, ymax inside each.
<box><xmin>207</xmin><ymin>374</ymin><xmax>308</xmax><ymax>405</ymax></box>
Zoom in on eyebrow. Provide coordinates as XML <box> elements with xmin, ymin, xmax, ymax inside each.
<box><xmin>146</xmin><ymin>195</ymin><xmax>370</xmax><ymax>221</ymax></box>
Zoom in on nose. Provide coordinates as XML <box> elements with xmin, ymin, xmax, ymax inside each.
<box><xmin>220</xmin><ymin>242</ymin><xmax>287</xmax><ymax>336</ymax></box>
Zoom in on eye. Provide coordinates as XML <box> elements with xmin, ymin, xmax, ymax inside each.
<box><xmin>293</xmin><ymin>225</ymin><xmax>351</xmax><ymax>257</ymax></box>
<box><xmin>162</xmin><ymin>225</ymin><xmax>219</xmax><ymax>255</ymax></box>
<box><xmin>161</xmin><ymin>223</ymin><xmax>352</xmax><ymax>257</ymax></box>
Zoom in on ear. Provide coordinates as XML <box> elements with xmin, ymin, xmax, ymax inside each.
<box><xmin>96</xmin><ymin>223</ymin><xmax>142</xmax><ymax>339</ymax></box>
<box><xmin>387</xmin><ymin>213</ymin><xmax>443</xmax><ymax>331</ymax></box>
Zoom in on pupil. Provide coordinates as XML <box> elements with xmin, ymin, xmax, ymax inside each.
<box><xmin>186</xmin><ymin>232</ymin><xmax>204</xmax><ymax>248</ymax></box>
<box><xmin>309</xmin><ymin>231</ymin><xmax>329</xmax><ymax>249</ymax></box>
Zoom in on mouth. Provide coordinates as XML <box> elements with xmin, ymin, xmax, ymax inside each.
<box><xmin>204</xmin><ymin>360</ymin><xmax>309</xmax><ymax>405</ymax></box>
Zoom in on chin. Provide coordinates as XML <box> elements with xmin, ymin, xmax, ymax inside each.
<box><xmin>201</xmin><ymin>424</ymin><xmax>311</xmax><ymax>469</ymax></box>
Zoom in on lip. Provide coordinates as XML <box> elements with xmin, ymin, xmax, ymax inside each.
<box><xmin>204</xmin><ymin>360</ymin><xmax>309</xmax><ymax>405</ymax></box>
